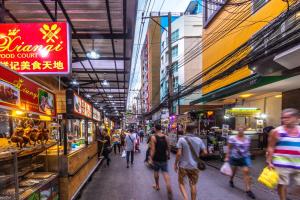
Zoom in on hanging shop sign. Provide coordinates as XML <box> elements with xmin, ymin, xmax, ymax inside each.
<box><xmin>74</xmin><ymin>93</ymin><xmax>92</xmax><ymax>118</ymax></box>
<box><xmin>0</xmin><ymin>64</ymin><xmax>56</xmax><ymax>116</ymax></box>
<box><xmin>226</xmin><ymin>107</ymin><xmax>261</xmax><ymax>117</ymax></box>
<box><xmin>93</xmin><ymin>108</ymin><xmax>101</xmax><ymax>122</ymax></box>
<box><xmin>66</xmin><ymin>89</ymin><xmax>92</xmax><ymax>119</ymax></box>
<box><xmin>0</xmin><ymin>22</ymin><xmax>71</xmax><ymax>75</ymax></box>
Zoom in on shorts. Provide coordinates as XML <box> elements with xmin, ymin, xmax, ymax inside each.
<box><xmin>230</xmin><ymin>157</ymin><xmax>251</xmax><ymax>167</ymax></box>
<box><xmin>276</xmin><ymin>167</ymin><xmax>300</xmax><ymax>186</ymax></box>
<box><xmin>178</xmin><ymin>168</ymin><xmax>199</xmax><ymax>185</ymax></box>
<box><xmin>153</xmin><ymin>161</ymin><xmax>168</xmax><ymax>172</ymax></box>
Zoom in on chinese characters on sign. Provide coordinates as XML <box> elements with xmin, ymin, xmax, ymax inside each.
<box><xmin>0</xmin><ymin>22</ymin><xmax>70</xmax><ymax>74</ymax></box>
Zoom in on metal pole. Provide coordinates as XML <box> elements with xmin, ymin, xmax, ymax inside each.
<box><xmin>167</xmin><ymin>12</ymin><xmax>173</xmax><ymax>115</ymax></box>
<box><xmin>177</xmin><ymin>85</ymin><xmax>180</xmax><ymax>141</ymax></box>
<box><xmin>13</xmin><ymin>152</ymin><xmax>19</xmax><ymax>200</ymax></box>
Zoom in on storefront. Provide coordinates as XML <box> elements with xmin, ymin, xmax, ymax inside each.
<box><xmin>48</xmin><ymin>88</ymin><xmax>100</xmax><ymax>200</ymax></box>
<box><xmin>0</xmin><ymin>64</ymin><xmax>59</xmax><ymax>200</ymax></box>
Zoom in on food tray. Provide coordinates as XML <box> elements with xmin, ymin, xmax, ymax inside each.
<box><xmin>19</xmin><ymin>179</ymin><xmax>41</xmax><ymax>187</ymax></box>
<box><xmin>25</xmin><ymin>172</ymin><xmax>54</xmax><ymax>179</ymax></box>
<box><xmin>0</xmin><ymin>196</ymin><xmax>13</xmax><ymax>200</ymax></box>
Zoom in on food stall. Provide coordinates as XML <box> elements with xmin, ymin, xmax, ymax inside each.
<box><xmin>0</xmin><ymin>64</ymin><xmax>59</xmax><ymax>200</ymax></box>
<box><xmin>48</xmin><ymin>88</ymin><xmax>100</xmax><ymax>200</ymax></box>
<box><xmin>225</xmin><ymin>107</ymin><xmax>265</xmax><ymax>149</ymax></box>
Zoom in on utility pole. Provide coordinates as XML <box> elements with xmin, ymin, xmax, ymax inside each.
<box><xmin>167</xmin><ymin>12</ymin><xmax>173</xmax><ymax>115</ymax></box>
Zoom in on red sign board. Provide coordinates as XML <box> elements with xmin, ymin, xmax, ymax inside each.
<box><xmin>0</xmin><ymin>22</ymin><xmax>70</xmax><ymax>75</ymax></box>
<box><xmin>0</xmin><ymin>64</ymin><xmax>56</xmax><ymax>116</ymax></box>
<box><xmin>74</xmin><ymin>93</ymin><xmax>92</xmax><ymax>119</ymax></box>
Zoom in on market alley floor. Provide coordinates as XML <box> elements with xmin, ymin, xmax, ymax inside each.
<box><xmin>79</xmin><ymin>142</ymin><xmax>297</xmax><ymax>200</ymax></box>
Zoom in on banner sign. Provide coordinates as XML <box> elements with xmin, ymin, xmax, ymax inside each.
<box><xmin>73</xmin><ymin>93</ymin><xmax>92</xmax><ymax>119</ymax></box>
<box><xmin>226</xmin><ymin>107</ymin><xmax>261</xmax><ymax>117</ymax></box>
<box><xmin>93</xmin><ymin>107</ymin><xmax>101</xmax><ymax>122</ymax></box>
<box><xmin>0</xmin><ymin>64</ymin><xmax>56</xmax><ymax>116</ymax></box>
<box><xmin>0</xmin><ymin>22</ymin><xmax>71</xmax><ymax>75</ymax></box>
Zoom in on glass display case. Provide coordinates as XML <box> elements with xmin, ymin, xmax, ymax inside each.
<box><xmin>66</xmin><ymin>119</ymin><xmax>86</xmax><ymax>153</ymax></box>
<box><xmin>0</xmin><ymin>109</ymin><xmax>59</xmax><ymax>200</ymax></box>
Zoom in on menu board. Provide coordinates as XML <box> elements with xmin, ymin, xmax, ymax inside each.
<box><xmin>0</xmin><ymin>64</ymin><xmax>56</xmax><ymax>116</ymax></box>
<box><xmin>73</xmin><ymin>93</ymin><xmax>92</xmax><ymax>118</ymax></box>
<box><xmin>93</xmin><ymin>107</ymin><xmax>101</xmax><ymax>122</ymax></box>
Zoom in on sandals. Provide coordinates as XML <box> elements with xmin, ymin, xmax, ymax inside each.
<box><xmin>152</xmin><ymin>184</ymin><xmax>160</xmax><ymax>191</ymax></box>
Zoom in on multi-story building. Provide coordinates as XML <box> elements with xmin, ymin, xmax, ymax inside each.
<box><xmin>140</xmin><ymin>17</ymin><xmax>161</xmax><ymax>113</ymax></box>
<box><xmin>160</xmin><ymin>14</ymin><xmax>203</xmax><ymax>113</ymax></box>
<box><xmin>192</xmin><ymin>0</ymin><xmax>300</xmax><ymax>129</ymax></box>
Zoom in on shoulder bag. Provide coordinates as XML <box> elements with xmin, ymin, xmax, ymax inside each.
<box><xmin>184</xmin><ymin>137</ymin><xmax>206</xmax><ymax>171</ymax></box>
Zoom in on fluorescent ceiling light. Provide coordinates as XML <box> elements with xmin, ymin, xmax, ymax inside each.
<box><xmin>87</xmin><ymin>50</ymin><xmax>100</xmax><ymax>59</ymax></box>
<box><xmin>239</xmin><ymin>94</ymin><xmax>253</xmax><ymax>98</ymax></box>
<box><xmin>86</xmin><ymin>94</ymin><xmax>91</xmax><ymax>98</ymax></box>
<box><xmin>102</xmin><ymin>80</ymin><xmax>109</xmax><ymax>86</ymax></box>
<box><xmin>108</xmin><ymin>95</ymin><xmax>113</xmax><ymax>98</ymax></box>
<box><xmin>71</xmin><ymin>80</ymin><xmax>78</xmax><ymax>85</ymax></box>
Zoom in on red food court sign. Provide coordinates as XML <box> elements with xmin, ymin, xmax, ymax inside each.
<box><xmin>0</xmin><ymin>64</ymin><xmax>56</xmax><ymax>116</ymax></box>
<box><xmin>0</xmin><ymin>22</ymin><xmax>71</xmax><ymax>74</ymax></box>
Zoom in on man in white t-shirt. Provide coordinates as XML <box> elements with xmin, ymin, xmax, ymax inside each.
<box><xmin>125</xmin><ymin>129</ymin><xmax>136</xmax><ymax>168</ymax></box>
<box><xmin>174</xmin><ymin>124</ymin><xmax>206</xmax><ymax>200</ymax></box>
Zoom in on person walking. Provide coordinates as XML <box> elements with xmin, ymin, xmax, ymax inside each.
<box><xmin>267</xmin><ymin>108</ymin><xmax>300</xmax><ymax>200</ymax></box>
<box><xmin>149</xmin><ymin>124</ymin><xmax>173</xmax><ymax>200</ymax></box>
<box><xmin>139</xmin><ymin>126</ymin><xmax>145</xmax><ymax>143</ymax></box>
<box><xmin>120</xmin><ymin>130</ymin><xmax>126</xmax><ymax>151</ymax></box>
<box><xmin>145</xmin><ymin>129</ymin><xmax>155</xmax><ymax>164</ymax></box>
<box><xmin>101</xmin><ymin>129</ymin><xmax>112</xmax><ymax>167</ymax></box>
<box><xmin>112</xmin><ymin>130</ymin><xmax>121</xmax><ymax>154</ymax></box>
<box><xmin>174</xmin><ymin>124</ymin><xmax>207</xmax><ymax>200</ymax></box>
<box><xmin>125</xmin><ymin>129</ymin><xmax>136</xmax><ymax>168</ymax></box>
<box><xmin>225</xmin><ymin>126</ymin><xmax>256</xmax><ymax>199</ymax></box>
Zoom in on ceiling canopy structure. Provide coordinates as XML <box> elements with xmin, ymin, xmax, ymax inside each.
<box><xmin>1</xmin><ymin>0</ymin><xmax>137</xmax><ymax>116</ymax></box>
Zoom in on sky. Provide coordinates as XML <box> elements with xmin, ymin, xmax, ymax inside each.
<box><xmin>127</xmin><ymin>0</ymin><xmax>192</xmax><ymax>109</ymax></box>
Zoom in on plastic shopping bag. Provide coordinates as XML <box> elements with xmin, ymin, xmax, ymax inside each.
<box><xmin>258</xmin><ymin>167</ymin><xmax>279</xmax><ymax>189</ymax></box>
<box><xmin>220</xmin><ymin>162</ymin><xmax>233</xmax><ymax>176</ymax></box>
<box><xmin>121</xmin><ymin>150</ymin><xmax>126</xmax><ymax>158</ymax></box>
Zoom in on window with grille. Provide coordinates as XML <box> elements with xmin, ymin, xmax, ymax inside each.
<box><xmin>252</xmin><ymin>0</ymin><xmax>268</xmax><ymax>12</ymax></box>
<box><xmin>172</xmin><ymin>46</ymin><xmax>178</xmax><ymax>59</ymax></box>
<box><xmin>171</xmin><ymin>29</ymin><xmax>179</xmax><ymax>43</ymax></box>
<box><xmin>172</xmin><ymin>61</ymin><xmax>179</xmax><ymax>72</ymax></box>
<box><xmin>204</xmin><ymin>0</ymin><xmax>226</xmax><ymax>26</ymax></box>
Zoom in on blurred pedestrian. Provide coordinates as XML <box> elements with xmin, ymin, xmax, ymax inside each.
<box><xmin>120</xmin><ymin>130</ymin><xmax>126</xmax><ymax>151</ymax></box>
<box><xmin>267</xmin><ymin>108</ymin><xmax>300</xmax><ymax>200</ymax></box>
<box><xmin>101</xmin><ymin>128</ymin><xmax>112</xmax><ymax>167</ymax></box>
<box><xmin>125</xmin><ymin>129</ymin><xmax>136</xmax><ymax>168</ymax></box>
<box><xmin>149</xmin><ymin>124</ymin><xmax>173</xmax><ymax>200</ymax></box>
<box><xmin>139</xmin><ymin>126</ymin><xmax>145</xmax><ymax>143</ymax></box>
<box><xmin>145</xmin><ymin>129</ymin><xmax>155</xmax><ymax>164</ymax></box>
<box><xmin>112</xmin><ymin>130</ymin><xmax>121</xmax><ymax>154</ymax></box>
<box><xmin>225</xmin><ymin>126</ymin><xmax>256</xmax><ymax>199</ymax></box>
<box><xmin>174</xmin><ymin>124</ymin><xmax>207</xmax><ymax>200</ymax></box>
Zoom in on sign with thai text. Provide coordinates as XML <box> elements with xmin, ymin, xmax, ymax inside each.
<box><xmin>0</xmin><ymin>22</ymin><xmax>70</xmax><ymax>74</ymax></box>
<box><xmin>0</xmin><ymin>64</ymin><xmax>56</xmax><ymax>116</ymax></box>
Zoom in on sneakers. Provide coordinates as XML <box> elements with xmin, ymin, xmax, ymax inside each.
<box><xmin>229</xmin><ymin>180</ymin><xmax>234</xmax><ymax>188</ymax></box>
<box><xmin>246</xmin><ymin>191</ymin><xmax>256</xmax><ymax>199</ymax></box>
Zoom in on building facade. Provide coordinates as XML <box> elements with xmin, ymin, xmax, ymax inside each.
<box><xmin>160</xmin><ymin>14</ymin><xmax>203</xmax><ymax>113</ymax></box>
<box><xmin>140</xmin><ymin>17</ymin><xmax>161</xmax><ymax>113</ymax></box>
<box><xmin>193</xmin><ymin>0</ymin><xmax>300</xmax><ymax>129</ymax></box>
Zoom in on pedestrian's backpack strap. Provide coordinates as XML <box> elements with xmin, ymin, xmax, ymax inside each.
<box><xmin>184</xmin><ymin>137</ymin><xmax>200</xmax><ymax>162</ymax></box>
<box><xmin>128</xmin><ymin>135</ymin><xmax>134</xmax><ymax>143</ymax></box>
